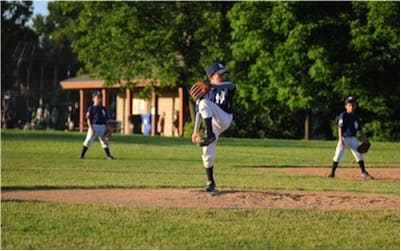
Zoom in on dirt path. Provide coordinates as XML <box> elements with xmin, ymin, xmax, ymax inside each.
<box><xmin>2</xmin><ymin>188</ymin><xmax>399</xmax><ymax>210</ymax></box>
<box><xmin>3</xmin><ymin>168</ymin><xmax>399</xmax><ymax>210</ymax></box>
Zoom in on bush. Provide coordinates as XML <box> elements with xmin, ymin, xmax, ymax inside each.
<box><xmin>183</xmin><ymin>121</ymin><xmax>195</xmax><ymax>137</ymax></box>
<box><xmin>363</xmin><ymin>121</ymin><xmax>400</xmax><ymax>142</ymax></box>
<box><xmin>331</xmin><ymin>119</ymin><xmax>400</xmax><ymax>142</ymax></box>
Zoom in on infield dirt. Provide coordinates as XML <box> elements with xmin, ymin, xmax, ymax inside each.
<box><xmin>2</xmin><ymin>168</ymin><xmax>399</xmax><ymax>210</ymax></box>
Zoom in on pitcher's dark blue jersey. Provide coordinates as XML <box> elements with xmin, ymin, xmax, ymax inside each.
<box><xmin>338</xmin><ymin>112</ymin><xmax>361</xmax><ymax>137</ymax></box>
<box><xmin>201</xmin><ymin>81</ymin><xmax>235</xmax><ymax>114</ymax></box>
<box><xmin>86</xmin><ymin>105</ymin><xmax>109</xmax><ymax>125</ymax></box>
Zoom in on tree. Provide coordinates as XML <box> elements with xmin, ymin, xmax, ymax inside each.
<box><xmin>52</xmin><ymin>2</ymin><xmax>232</xmax><ymax>87</ymax></box>
<box><xmin>2</xmin><ymin>0</ymin><xmax>37</xmax><ymax>91</ymax></box>
<box><xmin>346</xmin><ymin>2</ymin><xmax>400</xmax><ymax>141</ymax></box>
<box><xmin>31</xmin><ymin>1</ymin><xmax>82</xmax><ymax>105</ymax></box>
<box><xmin>229</xmin><ymin>2</ymin><xmax>355</xmax><ymax>139</ymax></box>
<box><xmin>50</xmin><ymin>1</ymin><xmax>233</xmax><ymax>122</ymax></box>
<box><xmin>228</xmin><ymin>1</ymin><xmax>399</xmax><ymax>140</ymax></box>
<box><xmin>40</xmin><ymin>1</ymin><xmax>399</xmax><ymax>140</ymax></box>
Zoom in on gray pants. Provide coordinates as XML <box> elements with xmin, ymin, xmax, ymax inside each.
<box><xmin>83</xmin><ymin>124</ymin><xmax>109</xmax><ymax>148</ymax></box>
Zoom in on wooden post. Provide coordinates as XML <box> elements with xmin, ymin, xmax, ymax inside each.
<box><xmin>79</xmin><ymin>89</ymin><xmax>86</xmax><ymax>133</ymax></box>
<box><xmin>178</xmin><ymin>87</ymin><xmax>184</xmax><ymax>136</ymax></box>
<box><xmin>101</xmin><ymin>89</ymin><xmax>107</xmax><ymax>107</ymax></box>
<box><xmin>124</xmin><ymin>88</ymin><xmax>132</xmax><ymax>135</ymax></box>
<box><xmin>304</xmin><ymin>111</ymin><xmax>310</xmax><ymax>141</ymax></box>
<box><xmin>151</xmin><ymin>91</ymin><xmax>157</xmax><ymax>136</ymax></box>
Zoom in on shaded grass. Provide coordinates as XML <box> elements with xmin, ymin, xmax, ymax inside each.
<box><xmin>2</xmin><ymin>201</ymin><xmax>399</xmax><ymax>250</ymax></box>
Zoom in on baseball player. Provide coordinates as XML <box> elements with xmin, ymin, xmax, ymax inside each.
<box><xmin>328</xmin><ymin>96</ymin><xmax>373</xmax><ymax>179</ymax></box>
<box><xmin>192</xmin><ymin>62</ymin><xmax>235</xmax><ymax>192</ymax></box>
<box><xmin>80</xmin><ymin>91</ymin><xmax>114</xmax><ymax>160</ymax></box>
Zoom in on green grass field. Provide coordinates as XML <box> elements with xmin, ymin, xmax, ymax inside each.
<box><xmin>1</xmin><ymin>130</ymin><xmax>400</xmax><ymax>249</ymax></box>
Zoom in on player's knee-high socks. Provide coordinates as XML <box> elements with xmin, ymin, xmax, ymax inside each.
<box><xmin>205</xmin><ymin>166</ymin><xmax>214</xmax><ymax>183</ymax></box>
<box><xmin>329</xmin><ymin>161</ymin><xmax>338</xmax><ymax>177</ymax></box>
<box><xmin>205</xmin><ymin>166</ymin><xmax>215</xmax><ymax>191</ymax></box>
<box><xmin>80</xmin><ymin>146</ymin><xmax>88</xmax><ymax>159</ymax></box>
<box><xmin>199</xmin><ymin>117</ymin><xmax>216</xmax><ymax>146</ymax></box>
<box><xmin>204</xmin><ymin>117</ymin><xmax>213</xmax><ymax>136</ymax></box>
<box><xmin>358</xmin><ymin>160</ymin><xmax>366</xmax><ymax>173</ymax></box>
<box><xmin>104</xmin><ymin>148</ymin><xmax>114</xmax><ymax>159</ymax></box>
<box><xmin>358</xmin><ymin>160</ymin><xmax>373</xmax><ymax>179</ymax></box>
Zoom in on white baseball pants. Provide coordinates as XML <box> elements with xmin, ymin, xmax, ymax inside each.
<box><xmin>332</xmin><ymin>136</ymin><xmax>363</xmax><ymax>162</ymax></box>
<box><xmin>198</xmin><ymin>99</ymin><xmax>233</xmax><ymax>168</ymax></box>
<box><xmin>83</xmin><ymin>124</ymin><xmax>109</xmax><ymax>148</ymax></box>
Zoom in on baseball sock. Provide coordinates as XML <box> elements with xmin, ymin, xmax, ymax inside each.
<box><xmin>205</xmin><ymin>166</ymin><xmax>214</xmax><ymax>183</ymax></box>
<box><xmin>199</xmin><ymin>117</ymin><xmax>216</xmax><ymax>146</ymax></box>
<box><xmin>204</xmin><ymin>117</ymin><xmax>214</xmax><ymax>137</ymax></box>
<box><xmin>104</xmin><ymin>148</ymin><xmax>113</xmax><ymax>158</ymax></box>
<box><xmin>358</xmin><ymin>160</ymin><xmax>366</xmax><ymax>173</ymax></box>
<box><xmin>330</xmin><ymin>161</ymin><xmax>338</xmax><ymax>175</ymax></box>
<box><xmin>80</xmin><ymin>146</ymin><xmax>88</xmax><ymax>158</ymax></box>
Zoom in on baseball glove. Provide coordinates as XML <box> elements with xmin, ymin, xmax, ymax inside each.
<box><xmin>357</xmin><ymin>141</ymin><xmax>371</xmax><ymax>153</ymax></box>
<box><xmin>103</xmin><ymin>128</ymin><xmax>112</xmax><ymax>141</ymax></box>
<box><xmin>189</xmin><ymin>80</ymin><xmax>211</xmax><ymax>100</ymax></box>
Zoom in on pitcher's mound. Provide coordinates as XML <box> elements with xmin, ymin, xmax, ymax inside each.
<box><xmin>2</xmin><ymin>188</ymin><xmax>399</xmax><ymax>210</ymax></box>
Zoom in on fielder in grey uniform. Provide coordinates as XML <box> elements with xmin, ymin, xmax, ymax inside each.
<box><xmin>192</xmin><ymin>62</ymin><xmax>235</xmax><ymax>192</ymax></box>
<box><xmin>80</xmin><ymin>91</ymin><xmax>114</xmax><ymax>160</ymax></box>
<box><xmin>328</xmin><ymin>96</ymin><xmax>373</xmax><ymax>179</ymax></box>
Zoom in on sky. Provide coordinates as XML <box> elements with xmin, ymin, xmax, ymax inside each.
<box><xmin>32</xmin><ymin>0</ymin><xmax>50</xmax><ymax>16</ymax></box>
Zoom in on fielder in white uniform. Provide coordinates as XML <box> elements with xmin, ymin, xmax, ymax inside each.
<box><xmin>328</xmin><ymin>96</ymin><xmax>373</xmax><ymax>179</ymax></box>
<box><xmin>192</xmin><ymin>62</ymin><xmax>235</xmax><ymax>192</ymax></box>
<box><xmin>80</xmin><ymin>91</ymin><xmax>114</xmax><ymax>160</ymax></box>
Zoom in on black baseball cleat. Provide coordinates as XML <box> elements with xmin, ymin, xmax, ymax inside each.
<box><xmin>205</xmin><ymin>181</ymin><xmax>216</xmax><ymax>192</ymax></box>
<box><xmin>198</xmin><ymin>133</ymin><xmax>216</xmax><ymax>147</ymax></box>
<box><xmin>328</xmin><ymin>173</ymin><xmax>335</xmax><ymax>178</ymax></box>
<box><xmin>107</xmin><ymin>156</ymin><xmax>115</xmax><ymax>160</ymax></box>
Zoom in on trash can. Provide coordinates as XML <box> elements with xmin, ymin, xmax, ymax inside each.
<box><xmin>129</xmin><ymin>114</ymin><xmax>142</xmax><ymax>134</ymax></box>
<box><xmin>141</xmin><ymin>113</ymin><xmax>151</xmax><ymax>136</ymax></box>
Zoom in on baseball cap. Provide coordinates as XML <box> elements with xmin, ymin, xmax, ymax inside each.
<box><xmin>344</xmin><ymin>96</ymin><xmax>356</xmax><ymax>104</ymax></box>
<box><xmin>92</xmin><ymin>90</ymin><xmax>102</xmax><ymax>98</ymax></box>
<box><xmin>206</xmin><ymin>62</ymin><xmax>227</xmax><ymax>76</ymax></box>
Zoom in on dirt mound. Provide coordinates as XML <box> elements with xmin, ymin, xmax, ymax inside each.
<box><xmin>2</xmin><ymin>188</ymin><xmax>399</xmax><ymax>210</ymax></box>
<box><xmin>265</xmin><ymin>167</ymin><xmax>399</xmax><ymax>180</ymax></box>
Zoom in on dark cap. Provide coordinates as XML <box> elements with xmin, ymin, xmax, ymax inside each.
<box><xmin>344</xmin><ymin>96</ymin><xmax>356</xmax><ymax>104</ymax></box>
<box><xmin>92</xmin><ymin>90</ymin><xmax>102</xmax><ymax>98</ymax></box>
<box><xmin>206</xmin><ymin>62</ymin><xmax>227</xmax><ymax>76</ymax></box>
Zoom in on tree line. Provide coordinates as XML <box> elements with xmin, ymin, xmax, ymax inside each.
<box><xmin>3</xmin><ymin>1</ymin><xmax>399</xmax><ymax>141</ymax></box>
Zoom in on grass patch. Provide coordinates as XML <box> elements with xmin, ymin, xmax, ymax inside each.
<box><xmin>2</xmin><ymin>201</ymin><xmax>399</xmax><ymax>250</ymax></box>
<box><xmin>2</xmin><ymin>130</ymin><xmax>399</xmax><ymax>194</ymax></box>
<box><xmin>1</xmin><ymin>130</ymin><xmax>399</xmax><ymax>249</ymax></box>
